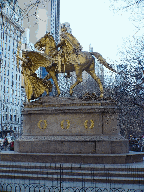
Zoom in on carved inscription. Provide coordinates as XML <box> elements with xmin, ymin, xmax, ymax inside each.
<box><xmin>61</xmin><ymin>120</ymin><xmax>70</xmax><ymax>129</ymax></box>
<box><xmin>84</xmin><ymin>120</ymin><xmax>94</xmax><ymax>129</ymax></box>
<box><xmin>37</xmin><ymin>120</ymin><xmax>47</xmax><ymax>130</ymax></box>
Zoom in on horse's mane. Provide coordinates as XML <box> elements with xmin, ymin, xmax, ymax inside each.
<box><xmin>36</xmin><ymin>33</ymin><xmax>56</xmax><ymax>46</ymax></box>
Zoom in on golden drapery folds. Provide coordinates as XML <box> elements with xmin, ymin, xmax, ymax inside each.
<box><xmin>22</xmin><ymin>68</ymin><xmax>52</xmax><ymax>101</ymax></box>
<box><xmin>18</xmin><ymin>51</ymin><xmax>52</xmax><ymax>101</ymax></box>
<box><xmin>22</xmin><ymin>63</ymin><xmax>52</xmax><ymax>101</ymax></box>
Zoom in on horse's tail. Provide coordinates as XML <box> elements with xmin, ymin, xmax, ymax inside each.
<box><xmin>90</xmin><ymin>52</ymin><xmax>117</xmax><ymax>73</ymax></box>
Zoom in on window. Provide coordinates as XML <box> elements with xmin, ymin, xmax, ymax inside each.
<box><xmin>12</xmin><ymin>80</ymin><xmax>14</xmax><ymax>87</ymax></box>
<box><xmin>12</xmin><ymin>62</ymin><xmax>13</xmax><ymax>70</ymax></box>
<box><xmin>14</xmin><ymin>115</ymin><xmax>16</xmax><ymax>121</ymax></box>
<box><xmin>4</xmin><ymin>21</ymin><xmax>7</xmax><ymax>27</ymax></box>
<box><xmin>6</xmin><ymin>87</ymin><xmax>9</xmax><ymax>93</ymax></box>
<box><xmin>12</xmin><ymin>55</ymin><xmax>14</xmax><ymax>62</ymax></box>
<box><xmin>5</xmin><ymin>43</ymin><xmax>6</xmax><ymax>50</ymax></box>
<box><xmin>10</xmin><ymin>114</ymin><xmax>12</xmax><ymax>121</ymax></box>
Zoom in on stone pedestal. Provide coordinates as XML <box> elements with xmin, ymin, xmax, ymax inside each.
<box><xmin>15</xmin><ymin>96</ymin><xmax>129</xmax><ymax>154</ymax></box>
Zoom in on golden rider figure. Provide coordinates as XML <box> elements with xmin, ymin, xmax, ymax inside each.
<box><xmin>56</xmin><ymin>25</ymin><xmax>83</xmax><ymax>75</ymax></box>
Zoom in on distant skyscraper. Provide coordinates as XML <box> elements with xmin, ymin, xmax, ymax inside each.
<box><xmin>89</xmin><ymin>44</ymin><xmax>93</xmax><ymax>52</ymax></box>
<box><xmin>45</xmin><ymin>0</ymin><xmax>60</xmax><ymax>45</ymax></box>
<box><xmin>0</xmin><ymin>0</ymin><xmax>24</xmax><ymax>137</ymax></box>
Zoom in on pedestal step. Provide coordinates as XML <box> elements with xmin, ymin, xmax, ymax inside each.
<box><xmin>0</xmin><ymin>160</ymin><xmax>144</xmax><ymax>184</ymax></box>
<box><xmin>0</xmin><ymin>151</ymin><xmax>144</xmax><ymax>164</ymax></box>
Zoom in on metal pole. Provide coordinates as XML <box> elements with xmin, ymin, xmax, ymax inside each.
<box><xmin>60</xmin><ymin>164</ymin><xmax>61</xmax><ymax>192</ymax></box>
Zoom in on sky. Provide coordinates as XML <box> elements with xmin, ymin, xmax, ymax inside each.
<box><xmin>18</xmin><ymin>0</ymin><xmax>137</xmax><ymax>61</ymax></box>
<box><xmin>60</xmin><ymin>0</ymin><xmax>136</xmax><ymax>60</ymax></box>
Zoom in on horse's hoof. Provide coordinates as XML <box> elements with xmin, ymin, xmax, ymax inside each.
<box><xmin>57</xmin><ymin>90</ymin><xmax>60</xmax><ymax>96</ymax></box>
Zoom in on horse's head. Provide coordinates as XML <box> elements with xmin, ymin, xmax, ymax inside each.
<box><xmin>34</xmin><ymin>33</ymin><xmax>56</xmax><ymax>51</ymax></box>
<box><xmin>34</xmin><ymin>35</ymin><xmax>47</xmax><ymax>50</ymax></box>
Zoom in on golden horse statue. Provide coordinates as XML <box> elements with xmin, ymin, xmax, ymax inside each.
<box><xmin>34</xmin><ymin>32</ymin><xmax>116</xmax><ymax>98</ymax></box>
<box><xmin>17</xmin><ymin>32</ymin><xmax>116</xmax><ymax>100</ymax></box>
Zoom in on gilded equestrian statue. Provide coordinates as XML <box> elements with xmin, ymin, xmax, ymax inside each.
<box><xmin>16</xmin><ymin>27</ymin><xmax>116</xmax><ymax>100</ymax></box>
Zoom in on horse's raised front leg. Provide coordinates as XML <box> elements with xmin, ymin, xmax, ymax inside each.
<box><xmin>86</xmin><ymin>69</ymin><xmax>104</xmax><ymax>99</ymax></box>
<box><xmin>49</xmin><ymin>70</ymin><xmax>60</xmax><ymax>96</ymax></box>
<box><xmin>70</xmin><ymin>66</ymin><xmax>82</xmax><ymax>95</ymax></box>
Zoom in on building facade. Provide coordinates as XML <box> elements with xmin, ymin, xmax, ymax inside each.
<box><xmin>0</xmin><ymin>0</ymin><xmax>24</xmax><ymax>137</ymax></box>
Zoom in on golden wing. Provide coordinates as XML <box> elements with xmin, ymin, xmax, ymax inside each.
<box><xmin>22</xmin><ymin>51</ymin><xmax>52</xmax><ymax>72</ymax></box>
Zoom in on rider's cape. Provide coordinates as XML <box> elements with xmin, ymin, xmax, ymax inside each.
<box><xmin>60</xmin><ymin>32</ymin><xmax>82</xmax><ymax>53</ymax></box>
